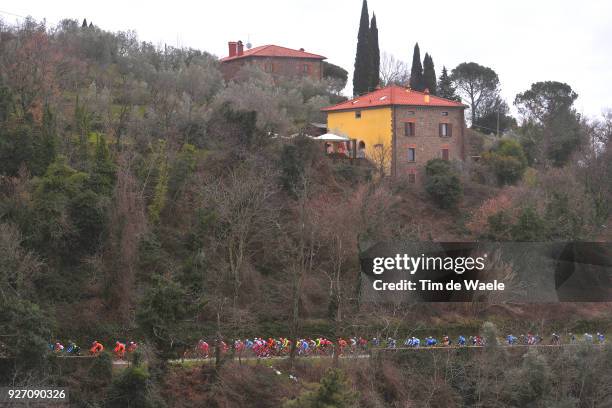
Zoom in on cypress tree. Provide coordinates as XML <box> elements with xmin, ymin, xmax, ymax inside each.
<box><xmin>369</xmin><ymin>13</ymin><xmax>380</xmax><ymax>91</ymax></box>
<box><xmin>438</xmin><ymin>66</ymin><xmax>459</xmax><ymax>101</ymax></box>
<box><xmin>82</xmin><ymin>18</ymin><xmax>88</xmax><ymax>28</ymax></box>
<box><xmin>353</xmin><ymin>0</ymin><xmax>371</xmax><ymax>96</ymax></box>
<box><xmin>423</xmin><ymin>53</ymin><xmax>437</xmax><ymax>95</ymax></box>
<box><xmin>409</xmin><ymin>43</ymin><xmax>424</xmax><ymax>91</ymax></box>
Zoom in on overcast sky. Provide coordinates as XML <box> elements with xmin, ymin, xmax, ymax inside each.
<box><xmin>3</xmin><ymin>0</ymin><xmax>611</xmax><ymax>118</ymax></box>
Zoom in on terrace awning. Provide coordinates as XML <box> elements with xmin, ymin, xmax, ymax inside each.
<box><xmin>311</xmin><ymin>133</ymin><xmax>350</xmax><ymax>142</ymax></box>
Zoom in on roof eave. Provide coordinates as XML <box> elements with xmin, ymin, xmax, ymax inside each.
<box><xmin>321</xmin><ymin>102</ymin><xmax>466</xmax><ymax>112</ymax></box>
<box><xmin>221</xmin><ymin>54</ymin><xmax>326</xmax><ymax>63</ymax></box>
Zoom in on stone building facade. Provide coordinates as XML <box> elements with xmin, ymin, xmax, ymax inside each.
<box><xmin>392</xmin><ymin>105</ymin><xmax>465</xmax><ymax>182</ymax></box>
<box><xmin>220</xmin><ymin>41</ymin><xmax>325</xmax><ymax>82</ymax></box>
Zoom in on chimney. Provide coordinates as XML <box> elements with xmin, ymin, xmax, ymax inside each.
<box><xmin>299</xmin><ymin>47</ymin><xmax>305</xmax><ymax>52</ymax></box>
<box><xmin>237</xmin><ymin>40</ymin><xmax>244</xmax><ymax>56</ymax></box>
<box><xmin>228</xmin><ymin>41</ymin><xmax>237</xmax><ymax>57</ymax></box>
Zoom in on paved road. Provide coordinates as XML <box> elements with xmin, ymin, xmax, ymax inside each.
<box><xmin>50</xmin><ymin>343</ymin><xmax>605</xmax><ymax>366</ymax></box>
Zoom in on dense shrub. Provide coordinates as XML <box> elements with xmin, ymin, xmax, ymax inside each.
<box><xmin>105</xmin><ymin>366</ymin><xmax>157</xmax><ymax>408</ymax></box>
<box><xmin>424</xmin><ymin>159</ymin><xmax>462</xmax><ymax>209</ymax></box>
<box><xmin>284</xmin><ymin>368</ymin><xmax>358</xmax><ymax>408</ymax></box>
<box><xmin>279</xmin><ymin>136</ymin><xmax>321</xmax><ymax>193</ymax></box>
<box><xmin>482</xmin><ymin>139</ymin><xmax>527</xmax><ymax>185</ymax></box>
<box><xmin>509</xmin><ymin>206</ymin><xmax>547</xmax><ymax>241</ymax></box>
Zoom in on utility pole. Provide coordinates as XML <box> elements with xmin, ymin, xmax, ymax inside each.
<box><xmin>496</xmin><ymin>105</ymin><xmax>500</xmax><ymax>137</ymax></box>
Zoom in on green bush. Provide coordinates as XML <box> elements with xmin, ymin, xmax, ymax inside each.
<box><xmin>483</xmin><ymin>139</ymin><xmax>527</xmax><ymax>185</ymax></box>
<box><xmin>424</xmin><ymin>159</ymin><xmax>462</xmax><ymax>209</ymax></box>
<box><xmin>284</xmin><ymin>368</ymin><xmax>358</xmax><ymax>408</ymax></box>
<box><xmin>279</xmin><ymin>136</ymin><xmax>320</xmax><ymax>194</ymax></box>
<box><xmin>104</xmin><ymin>366</ymin><xmax>156</xmax><ymax>408</ymax></box>
<box><xmin>88</xmin><ymin>351</ymin><xmax>114</xmax><ymax>384</ymax></box>
<box><xmin>510</xmin><ymin>206</ymin><xmax>547</xmax><ymax>241</ymax></box>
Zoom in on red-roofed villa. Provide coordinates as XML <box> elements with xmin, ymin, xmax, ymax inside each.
<box><xmin>220</xmin><ymin>41</ymin><xmax>326</xmax><ymax>82</ymax></box>
<box><xmin>321</xmin><ymin>85</ymin><xmax>467</xmax><ymax>180</ymax></box>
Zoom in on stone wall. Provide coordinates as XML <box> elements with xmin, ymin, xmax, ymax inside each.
<box><xmin>392</xmin><ymin>105</ymin><xmax>465</xmax><ymax>181</ymax></box>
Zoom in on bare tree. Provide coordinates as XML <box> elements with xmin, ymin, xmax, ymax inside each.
<box><xmin>368</xmin><ymin>141</ymin><xmax>393</xmax><ymax>177</ymax></box>
<box><xmin>103</xmin><ymin>153</ymin><xmax>148</xmax><ymax>320</ymax></box>
<box><xmin>206</xmin><ymin>162</ymin><xmax>277</xmax><ymax>309</ymax></box>
<box><xmin>0</xmin><ymin>223</ymin><xmax>42</xmax><ymax>301</ymax></box>
<box><xmin>379</xmin><ymin>52</ymin><xmax>410</xmax><ymax>87</ymax></box>
<box><xmin>279</xmin><ymin>167</ymin><xmax>319</xmax><ymax>367</ymax></box>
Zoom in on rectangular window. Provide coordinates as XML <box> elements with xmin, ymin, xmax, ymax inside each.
<box><xmin>408</xmin><ymin>173</ymin><xmax>416</xmax><ymax>184</ymax></box>
<box><xmin>265</xmin><ymin>63</ymin><xmax>273</xmax><ymax>73</ymax></box>
<box><xmin>404</xmin><ymin>122</ymin><xmax>415</xmax><ymax>137</ymax></box>
<box><xmin>442</xmin><ymin>148</ymin><xmax>449</xmax><ymax>160</ymax></box>
<box><xmin>408</xmin><ymin>148</ymin><xmax>416</xmax><ymax>162</ymax></box>
<box><xmin>303</xmin><ymin>64</ymin><xmax>309</xmax><ymax>73</ymax></box>
<box><xmin>441</xmin><ymin>111</ymin><xmax>449</xmax><ymax>116</ymax></box>
<box><xmin>439</xmin><ymin>123</ymin><xmax>452</xmax><ymax>137</ymax></box>
<box><xmin>355</xmin><ymin>111</ymin><xmax>362</xmax><ymax>119</ymax></box>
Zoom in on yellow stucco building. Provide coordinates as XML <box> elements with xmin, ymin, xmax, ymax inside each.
<box><xmin>322</xmin><ymin>86</ymin><xmax>466</xmax><ymax>180</ymax></box>
<box><xmin>326</xmin><ymin>107</ymin><xmax>393</xmax><ymax>155</ymax></box>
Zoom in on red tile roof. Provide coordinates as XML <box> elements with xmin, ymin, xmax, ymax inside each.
<box><xmin>321</xmin><ymin>86</ymin><xmax>466</xmax><ymax>111</ymax></box>
<box><xmin>220</xmin><ymin>45</ymin><xmax>326</xmax><ymax>62</ymax></box>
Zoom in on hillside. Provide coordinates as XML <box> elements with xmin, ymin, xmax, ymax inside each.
<box><xmin>1</xmin><ymin>14</ymin><xmax>611</xmax><ymax>408</ymax></box>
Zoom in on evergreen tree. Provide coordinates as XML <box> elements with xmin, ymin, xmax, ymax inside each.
<box><xmin>32</xmin><ymin>104</ymin><xmax>57</xmax><ymax>176</ymax></box>
<box><xmin>438</xmin><ymin>66</ymin><xmax>459</xmax><ymax>101</ymax></box>
<box><xmin>88</xmin><ymin>135</ymin><xmax>116</xmax><ymax>196</ymax></box>
<box><xmin>409</xmin><ymin>43</ymin><xmax>424</xmax><ymax>91</ymax></box>
<box><xmin>353</xmin><ymin>0</ymin><xmax>371</xmax><ymax>96</ymax></box>
<box><xmin>82</xmin><ymin>18</ymin><xmax>88</xmax><ymax>28</ymax></box>
<box><xmin>369</xmin><ymin>13</ymin><xmax>380</xmax><ymax>91</ymax></box>
<box><xmin>423</xmin><ymin>53</ymin><xmax>437</xmax><ymax>95</ymax></box>
<box><xmin>284</xmin><ymin>368</ymin><xmax>358</xmax><ymax>408</ymax></box>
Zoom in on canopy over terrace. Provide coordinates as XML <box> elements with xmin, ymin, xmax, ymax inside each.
<box><xmin>310</xmin><ymin>133</ymin><xmax>363</xmax><ymax>159</ymax></box>
<box><xmin>311</xmin><ymin>133</ymin><xmax>350</xmax><ymax>142</ymax></box>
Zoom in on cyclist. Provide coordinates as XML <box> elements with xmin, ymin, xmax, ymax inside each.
<box><xmin>442</xmin><ymin>335</ymin><xmax>450</xmax><ymax>346</ymax></box>
<box><xmin>551</xmin><ymin>333</ymin><xmax>560</xmax><ymax>345</ymax></box>
<box><xmin>597</xmin><ymin>332</ymin><xmax>605</xmax><ymax>344</ymax></box>
<box><xmin>127</xmin><ymin>341</ymin><xmax>138</xmax><ymax>353</ymax></box>
<box><xmin>387</xmin><ymin>337</ymin><xmax>397</xmax><ymax>349</ymax></box>
<box><xmin>569</xmin><ymin>333</ymin><xmax>576</xmax><ymax>344</ymax></box>
<box><xmin>90</xmin><ymin>341</ymin><xmax>104</xmax><ymax>355</ymax></box>
<box><xmin>349</xmin><ymin>337</ymin><xmax>357</xmax><ymax>353</ymax></box>
<box><xmin>299</xmin><ymin>339</ymin><xmax>309</xmax><ymax>355</ymax></box>
<box><xmin>235</xmin><ymin>339</ymin><xmax>245</xmax><ymax>353</ymax></box>
<box><xmin>66</xmin><ymin>340</ymin><xmax>80</xmax><ymax>355</ymax></box>
<box><xmin>197</xmin><ymin>340</ymin><xmax>209</xmax><ymax>358</ymax></box>
<box><xmin>54</xmin><ymin>342</ymin><xmax>64</xmax><ymax>353</ymax></box>
<box><xmin>219</xmin><ymin>340</ymin><xmax>229</xmax><ymax>354</ymax></box>
<box><xmin>114</xmin><ymin>341</ymin><xmax>126</xmax><ymax>359</ymax></box>
<box><xmin>584</xmin><ymin>333</ymin><xmax>594</xmax><ymax>343</ymax></box>
<box><xmin>338</xmin><ymin>338</ymin><xmax>348</xmax><ymax>355</ymax></box>
<box><xmin>458</xmin><ymin>335</ymin><xmax>466</xmax><ymax>346</ymax></box>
